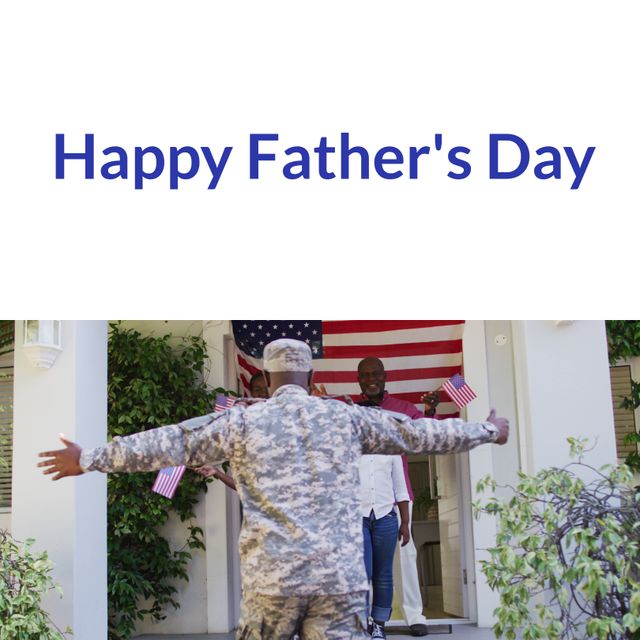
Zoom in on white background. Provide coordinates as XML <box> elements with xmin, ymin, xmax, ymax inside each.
<box><xmin>2</xmin><ymin>1</ymin><xmax>638</xmax><ymax>319</ymax></box>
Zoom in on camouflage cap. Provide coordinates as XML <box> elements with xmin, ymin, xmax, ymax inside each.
<box><xmin>263</xmin><ymin>338</ymin><xmax>313</xmax><ymax>372</ymax></box>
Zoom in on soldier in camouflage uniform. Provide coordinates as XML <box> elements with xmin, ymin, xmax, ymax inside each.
<box><xmin>39</xmin><ymin>338</ymin><xmax>509</xmax><ymax>640</ymax></box>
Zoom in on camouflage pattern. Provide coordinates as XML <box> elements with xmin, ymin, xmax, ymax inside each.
<box><xmin>80</xmin><ymin>384</ymin><xmax>497</xmax><ymax>596</ymax></box>
<box><xmin>263</xmin><ymin>338</ymin><xmax>313</xmax><ymax>372</ymax></box>
<box><xmin>237</xmin><ymin>590</ymin><xmax>369</xmax><ymax>639</ymax></box>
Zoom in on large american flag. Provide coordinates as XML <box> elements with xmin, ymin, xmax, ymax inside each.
<box><xmin>231</xmin><ymin>321</ymin><xmax>465</xmax><ymax>418</ymax></box>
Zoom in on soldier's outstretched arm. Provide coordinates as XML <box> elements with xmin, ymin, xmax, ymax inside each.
<box><xmin>38</xmin><ymin>412</ymin><xmax>235</xmax><ymax>480</ymax></box>
<box><xmin>352</xmin><ymin>406</ymin><xmax>509</xmax><ymax>456</ymax></box>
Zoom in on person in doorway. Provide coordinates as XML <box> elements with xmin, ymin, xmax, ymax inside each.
<box><xmin>39</xmin><ymin>339</ymin><xmax>508</xmax><ymax>640</ymax></box>
<box><xmin>357</xmin><ymin>357</ymin><xmax>440</xmax><ymax>637</ymax></box>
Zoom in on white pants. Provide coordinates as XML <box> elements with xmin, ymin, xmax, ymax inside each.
<box><xmin>392</xmin><ymin>501</ymin><xmax>428</xmax><ymax>626</ymax></box>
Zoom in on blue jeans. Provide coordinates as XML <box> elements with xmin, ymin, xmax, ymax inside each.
<box><xmin>362</xmin><ymin>509</ymin><xmax>398</xmax><ymax>622</ymax></box>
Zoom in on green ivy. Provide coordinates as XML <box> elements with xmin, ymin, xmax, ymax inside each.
<box><xmin>107</xmin><ymin>322</ymin><xmax>230</xmax><ymax>640</ymax></box>
<box><xmin>475</xmin><ymin>438</ymin><xmax>640</xmax><ymax>640</ymax></box>
<box><xmin>606</xmin><ymin>321</ymin><xmax>640</xmax><ymax>473</ymax></box>
<box><xmin>606</xmin><ymin>321</ymin><xmax>640</xmax><ymax>365</ymax></box>
<box><xmin>0</xmin><ymin>530</ymin><xmax>70</xmax><ymax>640</ymax></box>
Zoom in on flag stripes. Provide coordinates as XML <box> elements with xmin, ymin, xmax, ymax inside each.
<box><xmin>215</xmin><ymin>393</ymin><xmax>236</xmax><ymax>412</ymax></box>
<box><xmin>312</xmin><ymin>365</ymin><xmax>461</xmax><ymax>384</ymax></box>
<box><xmin>321</xmin><ymin>339</ymin><xmax>463</xmax><ymax>360</ymax></box>
<box><xmin>151</xmin><ymin>465</ymin><xmax>186</xmax><ymax>499</ymax></box>
<box><xmin>232</xmin><ymin>321</ymin><xmax>466</xmax><ymax>417</ymax></box>
<box><xmin>441</xmin><ymin>374</ymin><xmax>477</xmax><ymax>409</ymax></box>
<box><xmin>322</xmin><ymin>320</ymin><xmax>465</xmax><ymax>335</ymax></box>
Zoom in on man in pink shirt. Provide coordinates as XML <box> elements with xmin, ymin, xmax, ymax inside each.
<box><xmin>357</xmin><ymin>357</ymin><xmax>439</xmax><ymax>637</ymax></box>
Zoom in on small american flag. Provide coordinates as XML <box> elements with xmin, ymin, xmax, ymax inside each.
<box><xmin>151</xmin><ymin>465</ymin><xmax>186</xmax><ymax>499</ymax></box>
<box><xmin>215</xmin><ymin>393</ymin><xmax>236</xmax><ymax>412</ymax></box>
<box><xmin>441</xmin><ymin>373</ymin><xmax>476</xmax><ymax>408</ymax></box>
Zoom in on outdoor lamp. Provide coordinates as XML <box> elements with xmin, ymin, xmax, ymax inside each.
<box><xmin>23</xmin><ymin>320</ymin><xmax>63</xmax><ymax>369</ymax></box>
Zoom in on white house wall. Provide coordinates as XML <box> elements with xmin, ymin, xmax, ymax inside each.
<box><xmin>482</xmin><ymin>321</ymin><xmax>523</xmax><ymax>495</ymax></box>
<box><xmin>512</xmin><ymin>321</ymin><xmax>616</xmax><ymax>473</ymax></box>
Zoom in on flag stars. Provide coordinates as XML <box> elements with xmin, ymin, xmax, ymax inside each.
<box><xmin>273</xmin><ymin>324</ymin><xmax>278</xmax><ymax>329</ymax></box>
<box><xmin>242</xmin><ymin>324</ymin><xmax>247</xmax><ymax>329</ymax></box>
<box><xmin>312</xmin><ymin>330</ymin><xmax>317</xmax><ymax>335</ymax></box>
<box><xmin>289</xmin><ymin>323</ymin><xmax>294</xmax><ymax>329</ymax></box>
<box><xmin>258</xmin><ymin>324</ymin><xmax>262</xmax><ymax>330</ymax></box>
<box><xmin>304</xmin><ymin>322</ymin><xmax>309</xmax><ymax>327</ymax></box>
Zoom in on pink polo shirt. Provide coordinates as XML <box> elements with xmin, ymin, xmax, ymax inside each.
<box><xmin>364</xmin><ymin>392</ymin><xmax>426</xmax><ymax>501</ymax></box>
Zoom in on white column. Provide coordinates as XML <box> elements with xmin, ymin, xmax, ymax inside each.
<box><xmin>12</xmin><ymin>321</ymin><xmax>108</xmax><ymax>640</ymax></box>
<box><xmin>512</xmin><ymin>320</ymin><xmax>616</xmax><ymax>472</ymax></box>
<box><xmin>463</xmin><ymin>320</ymin><xmax>501</xmax><ymax>627</ymax></box>
<box><xmin>202</xmin><ymin>320</ymin><xmax>241</xmax><ymax>633</ymax></box>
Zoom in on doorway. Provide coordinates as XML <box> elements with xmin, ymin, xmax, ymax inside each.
<box><xmin>390</xmin><ymin>452</ymin><xmax>473</xmax><ymax>625</ymax></box>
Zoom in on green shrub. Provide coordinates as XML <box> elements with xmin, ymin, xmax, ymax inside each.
<box><xmin>475</xmin><ymin>438</ymin><xmax>640</xmax><ymax>640</ymax></box>
<box><xmin>0</xmin><ymin>530</ymin><xmax>69</xmax><ymax>640</ymax></box>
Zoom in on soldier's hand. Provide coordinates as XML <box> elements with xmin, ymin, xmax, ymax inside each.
<box><xmin>38</xmin><ymin>435</ymin><xmax>84</xmax><ymax>480</ymax></box>
<box><xmin>398</xmin><ymin>523</ymin><xmax>411</xmax><ymax>547</ymax></box>
<box><xmin>311</xmin><ymin>383</ymin><xmax>327</xmax><ymax>397</ymax></box>
<box><xmin>487</xmin><ymin>409</ymin><xmax>509</xmax><ymax>445</ymax></box>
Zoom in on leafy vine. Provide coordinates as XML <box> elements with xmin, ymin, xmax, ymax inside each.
<box><xmin>107</xmin><ymin>323</ymin><xmax>229</xmax><ymax>639</ymax></box>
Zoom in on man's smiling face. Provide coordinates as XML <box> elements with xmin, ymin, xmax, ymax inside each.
<box><xmin>357</xmin><ymin>358</ymin><xmax>386</xmax><ymax>402</ymax></box>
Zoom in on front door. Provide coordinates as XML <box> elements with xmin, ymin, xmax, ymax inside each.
<box><xmin>436</xmin><ymin>452</ymin><xmax>465</xmax><ymax>618</ymax></box>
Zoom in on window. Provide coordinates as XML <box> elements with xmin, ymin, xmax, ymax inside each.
<box><xmin>610</xmin><ymin>365</ymin><xmax>638</xmax><ymax>460</ymax></box>
<box><xmin>0</xmin><ymin>320</ymin><xmax>14</xmax><ymax>511</ymax></box>
<box><xmin>0</xmin><ymin>367</ymin><xmax>12</xmax><ymax>510</ymax></box>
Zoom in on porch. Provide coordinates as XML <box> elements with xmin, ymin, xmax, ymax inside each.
<box><xmin>135</xmin><ymin>624</ymin><xmax>502</xmax><ymax>639</ymax></box>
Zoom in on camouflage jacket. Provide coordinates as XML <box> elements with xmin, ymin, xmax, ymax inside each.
<box><xmin>80</xmin><ymin>384</ymin><xmax>498</xmax><ymax>596</ymax></box>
